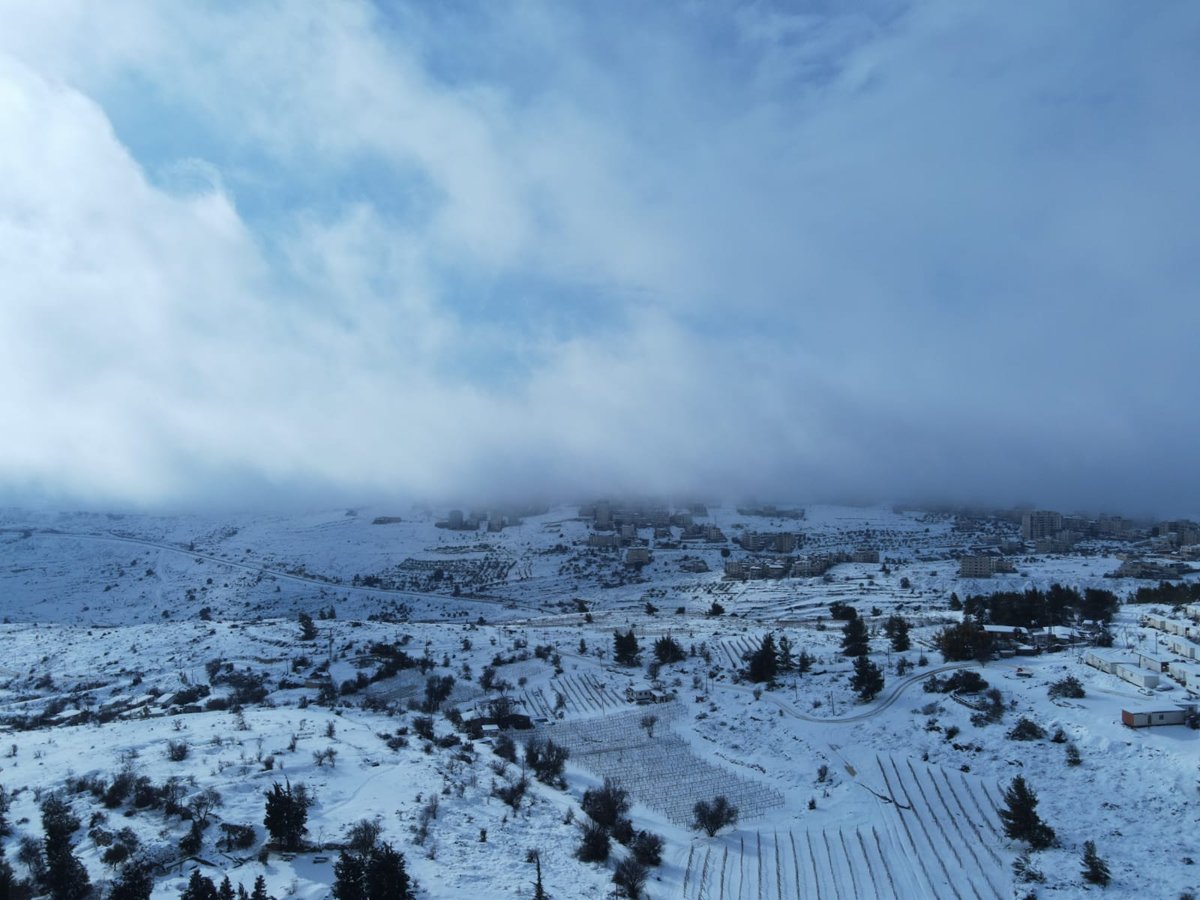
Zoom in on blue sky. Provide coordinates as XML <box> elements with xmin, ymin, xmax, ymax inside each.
<box><xmin>0</xmin><ymin>1</ymin><xmax>1198</xmax><ymax>513</ymax></box>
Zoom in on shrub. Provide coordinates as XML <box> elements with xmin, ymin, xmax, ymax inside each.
<box><xmin>1007</xmin><ymin>718</ymin><xmax>1046</xmax><ymax>741</ymax></box>
<box><xmin>218</xmin><ymin>823</ymin><xmax>257</xmax><ymax>851</ymax></box>
<box><xmin>491</xmin><ymin>777</ymin><xmax>527</xmax><ymax>810</ymax></box>
<box><xmin>612</xmin><ymin>857</ymin><xmax>649</xmax><ymax>899</ymax></box>
<box><xmin>1081</xmin><ymin>840</ymin><xmax>1111</xmax><ymax>886</ymax></box>
<box><xmin>575</xmin><ymin>821</ymin><xmax>610</xmax><ymax>863</ymax></box>
<box><xmin>581</xmin><ymin>778</ymin><xmax>630</xmax><ymax>831</ymax></box>
<box><xmin>1048</xmin><ymin>676</ymin><xmax>1085</xmax><ymax>700</ymax></box>
<box><xmin>524</xmin><ymin>738</ymin><xmax>569</xmax><ymax>788</ymax></box>
<box><xmin>166</xmin><ymin>740</ymin><xmax>190</xmax><ymax>762</ymax></box>
<box><xmin>631</xmin><ymin>830</ymin><xmax>664</xmax><ymax>867</ymax></box>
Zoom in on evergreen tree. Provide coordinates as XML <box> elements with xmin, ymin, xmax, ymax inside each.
<box><xmin>850</xmin><ymin>656</ymin><xmax>884</xmax><ymax>701</ymax></box>
<box><xmin>1080</xmin><ymin>841</ymin><xmax>1111</xmax><ymax>887</ymax></box>
<box><xmin>250</xmin><ymin>875</ymin><xmax>271</xmax><ymax>900</ymax></box>
<box><xmin>332</xmin><ymin>850</ymin><xmax>365</xmax><ymax>900</ymax></box>
<box><xmin>180</xmin><ymin>870</ymin><xmax>218</xmax><ymax>900</ymax></box>
<box><xmin>263</xmin><ymin>781</ymin><xmax>311</xmax><ymax>850</ymax></box>
<box><xmin>0</xmin><ymin>856</ymin><xmax>17</xmax><ymax>900</ymax></box>
<box><xmin>218</xmin><ymin>877</ymin><xmax>235</xmax><ymax>900</ymax></box>
<box><xmin>998</xmin><ymin>777</ymin><xmax>1055</xmax><ymax>849</ymax></box>
<box><xmin>363</xmin><ymin>843</ymin><xmax>410</xmax><ymax>900</ymax></box>
<box><xmin>746</xmin><ymin>633</ymin><xmax>778</xmax><ymax>683</ymax></box>
<box><xmin>40</xmin><ymin>796</ymin><xmax>89</xmax><ymax>900</ymax></box>
<box><xmin>612</xmin><ymin>629</ymin><xmax>640</xmax><ymax>666</ymax></box>
<box><xmin>933</xmin><ymin>620</ymin><xmax>993</xmax><ymax>662</ymax></box>
<box><xmin>883</xmin><ymin>615</ymin><xmax>911</xmax><ymax>652</ymax></box>
<box><xmin>652</xmin><ymin>636</ymin><xmax>685</xmax><ymax>664</ymax></box>
<box><xmin>796</xmin><ymin>650</ymin><xmax>813</xmax><ymax>675</ymax></box>
<box><xmin>775</xmin><ymin>635</ymin><xmax>794</xmax><ymax>673</ymax></box>
<box><xmin>298</xmin><ymin>612</ymin><xmax>318</xmax><ymax>641</ymax></box>
<box><xmin>840</xmin><ymin>617</ymin><xmax>869</xmax><ymax>657</ymax></box>
<box><xmin>109</xmin><ymin>861</ymin><xmax>154</xmax><ymax>900</ymax></box>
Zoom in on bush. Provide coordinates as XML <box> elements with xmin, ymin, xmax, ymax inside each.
<box><xmin>492</xmin><ymin>777</ymin><xmax>527</xmax><ymax>810</ymax></box>
<box><xmin>576</xmin><ymin>821</ymin><xmax>610</xmax><ymax>863</ymax></box>
<box><xmin>524</xmin><ymin>738</ymin><xmax>569</xmax><ymax>788</ymax></box>
<box><xmin>218</xmin><ymin>823</ymin><xmax>257</xmax><ymax>851</ymax></box>
<box><xmin>1048</xmin><ymin>676</ymin><xmax>1085</xmax><ymax>700</ymax></box>
<box><xmin>166</xmin><ymin>740</ymin><xmax>190</xmax><ymax>762</ymax></box>
<box><xmin>493</xmin><ymin>733</ymin><xmax>517</xmax><ymax>763</ymax></box>
<box><xmin>612</xmin><ymin>857</ymin><xmax>649</xmax><ymax>898</ymax></box>
<box><xmin>631</xmin><ymin>830</ymin><xmax>664</xmax><ymax>867</ymax></box>
<box><xmin>1081</xmin><ymin>840</ymin><xmax>1111</xmax><ymax>886</ymax></box>
<box><xmin>1007</xmin><ymin>718</ymin><xmax>1046</xmax><ymax>741</ymax></box>
<box><xmin>581</xmin><ymin>778</ymin><xmax>630</xmax><ymax>831</ymax></box>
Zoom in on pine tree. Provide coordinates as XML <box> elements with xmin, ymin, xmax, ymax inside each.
<box><xmin>746</xmin><ymin>633</ymin><xmax>778</xmax><ymax>683</ymax></box>
<box><xmin>250</xmin><ymin>875</ymin><xmax>272</xmax><ymax>900</ymax></box>
<box><xmin>652</xmin><ymin>635</ymin><xmax>685</xmax><ymax>664</ymax></box>
<box><xmin>998</xmin><ymin>776</ymin><xmax>1055</xmax><ymax>849</ymax></box>
<box><xmin>1080</xmin><ymin>841</ymin><xmax>1111</xmax><ymax>887</ymax></box>
<box><xmin>364</xmin><ymin>842</ymin><xmax>411</xmax><ymax>900</ymax></box>
<box><xmin>850</xmin><ymin>656</ymin><xmax>884</xmax><ymax>701</ymax></box>
<box><xmin>40</xmin><ymin>796</ymin><xmax>89</xmax><ymax>900</ymax></box>
<box><xmin>883</xmin><ymin>615</ymin><xmax>910</xmax><ymax>652</ymax></box>
<box><xmin>775</xmin><ymin>635</ymin><xmax>794</xmax><ymax>673</ymax></box>
<box><xmin>218</xmin><ymin>877</ymin><xmax>235</xmax><ymax>900</ymax></box>
<box><xmin>263</xmin><ymin>781</ymin><xmax>311</xmax><ymax>850</ymax></box>
<box><xmin>109</xmin><ymin>861</ymin><xmax>154</xmax><ymax>900</ymax></box>
<box><xmin>840</xmin><ymin>616</ymin><xmax>869</xmax><ymax>657</ymax></box>
<box><xmin>298</xmin><ymin>612</ymin><xmax>318</xmax><ymax>641</ymax></box>
<box><xmin>612</xmin><ymin>629</ymin><xmax>640</xmax><ymax>666</ymax></box>
<box><xmin>796</xmin><ymin>650</ymin><xmax>813</xmax><ymax>674</ymax></box>
<box><xmin>180</xmin><ymin>870</ymin><xmax>218</xmax><ymax>900</ymax></box>
<box><xmin>332</xmin><ymin>851</ymin><xmax>366</xmax><ymax>900</ymax></box>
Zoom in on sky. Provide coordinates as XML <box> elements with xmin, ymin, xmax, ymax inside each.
<box><xmin>1</xmin><ymin>1</ymin><xmax>1198</xmax><ymax>515</ymax></box>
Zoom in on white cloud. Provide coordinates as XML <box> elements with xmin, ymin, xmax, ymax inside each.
<box><xmin>0</xmin><ymin>2</ymin><xmax>1197</xmax><ymax>513</ymax></box>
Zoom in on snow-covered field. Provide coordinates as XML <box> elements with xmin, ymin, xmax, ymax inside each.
<box><xmin>1</xmin><ymin>503</ymin><xmax>1198</xmax><ymax>899</ymax></box>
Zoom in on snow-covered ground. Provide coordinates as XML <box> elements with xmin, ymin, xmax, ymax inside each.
<box><xmin>1</xmin><ymin>504</ymin><xmax>1197</xmax><ymax>899</ymax></box>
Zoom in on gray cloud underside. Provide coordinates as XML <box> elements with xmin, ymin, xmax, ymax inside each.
<box><xmin>0</xmin><ymin>1</ymin><xmax>1197</xmax><ymax>514</ymax></box>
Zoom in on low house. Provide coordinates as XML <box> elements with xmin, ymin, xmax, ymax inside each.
<box><xmin>1113</xmin><ymin>663</ymin><xmax>1159</xmax><ymax>689</ymax></box>
<box><xmin>625</xmin><ymin>687</ymin><xmax>670</xmax><ymax>705</ymax></box>
<box><xmin>1084</xmin><ymin>649</ymin><xmax>1137</xmax><ymax>675</ymax></box>
<box><xmin>1167</xmin><ymin>661</ymin><xmax>1200</xmax><ymax>692</ymax></box>
<box><xmin>1136</xmin><ymin>650</ymin><xmax>1173</xmax><ymax>673</ymax></box>
<box><xmin>1122</xmin><ymin>705</ymin><xmax>1194</xmax><ymax>728</ymax></box>
<box><xmin>1166</xmin><ymin>636</ymin><xmax>1199</xmax><ymax>661</ymax></box>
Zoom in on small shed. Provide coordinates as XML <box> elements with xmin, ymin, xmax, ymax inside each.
<box><xmin>1122</xmin><ymin>706</ymin><xmax>1190</xmax><ymax>728</ymax></box>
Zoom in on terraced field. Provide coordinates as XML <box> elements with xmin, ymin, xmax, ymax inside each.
<box><xmin>678</xmin><ymin>756</ymin><xmax>1012</xmax><ymax>900</ymax></box>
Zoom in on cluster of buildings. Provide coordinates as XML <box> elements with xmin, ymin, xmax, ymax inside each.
<box><xmin>1090</xmin><ymin>604</ymin><xmax>1200</xmax><ymax>727</ymax></box>
<box><xmin>437</xmin><ymin>505</ymin><xmax>547</xmax><ymax>532</ymax></box>
<box><xmin>723</xmin><ymin>548</ymin><xmax>878</xmax><ymax>581</ymax></box>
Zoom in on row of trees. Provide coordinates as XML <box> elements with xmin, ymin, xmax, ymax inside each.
<box><xmin>963</xmin><ymin>584</ymin><xmax>1119</xmax><ymax>628</ymax></box>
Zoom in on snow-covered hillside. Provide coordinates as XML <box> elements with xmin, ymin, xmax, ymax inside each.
<box><xmin>1</xmin><ymin>504</ymin><xmax>1198</xmax><ymax>899</ymax></box>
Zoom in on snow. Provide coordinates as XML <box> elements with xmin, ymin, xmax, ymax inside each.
<box><xmin>1</xmin><ymin>503</ymin><xmax>1199</xmax><ymax>898</ymax></box>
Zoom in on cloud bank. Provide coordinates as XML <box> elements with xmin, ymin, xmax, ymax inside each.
<box><xmin>1</xmin><ymin>1</ymin><xmax>1198</xmax><ymax>514</ymax></box>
